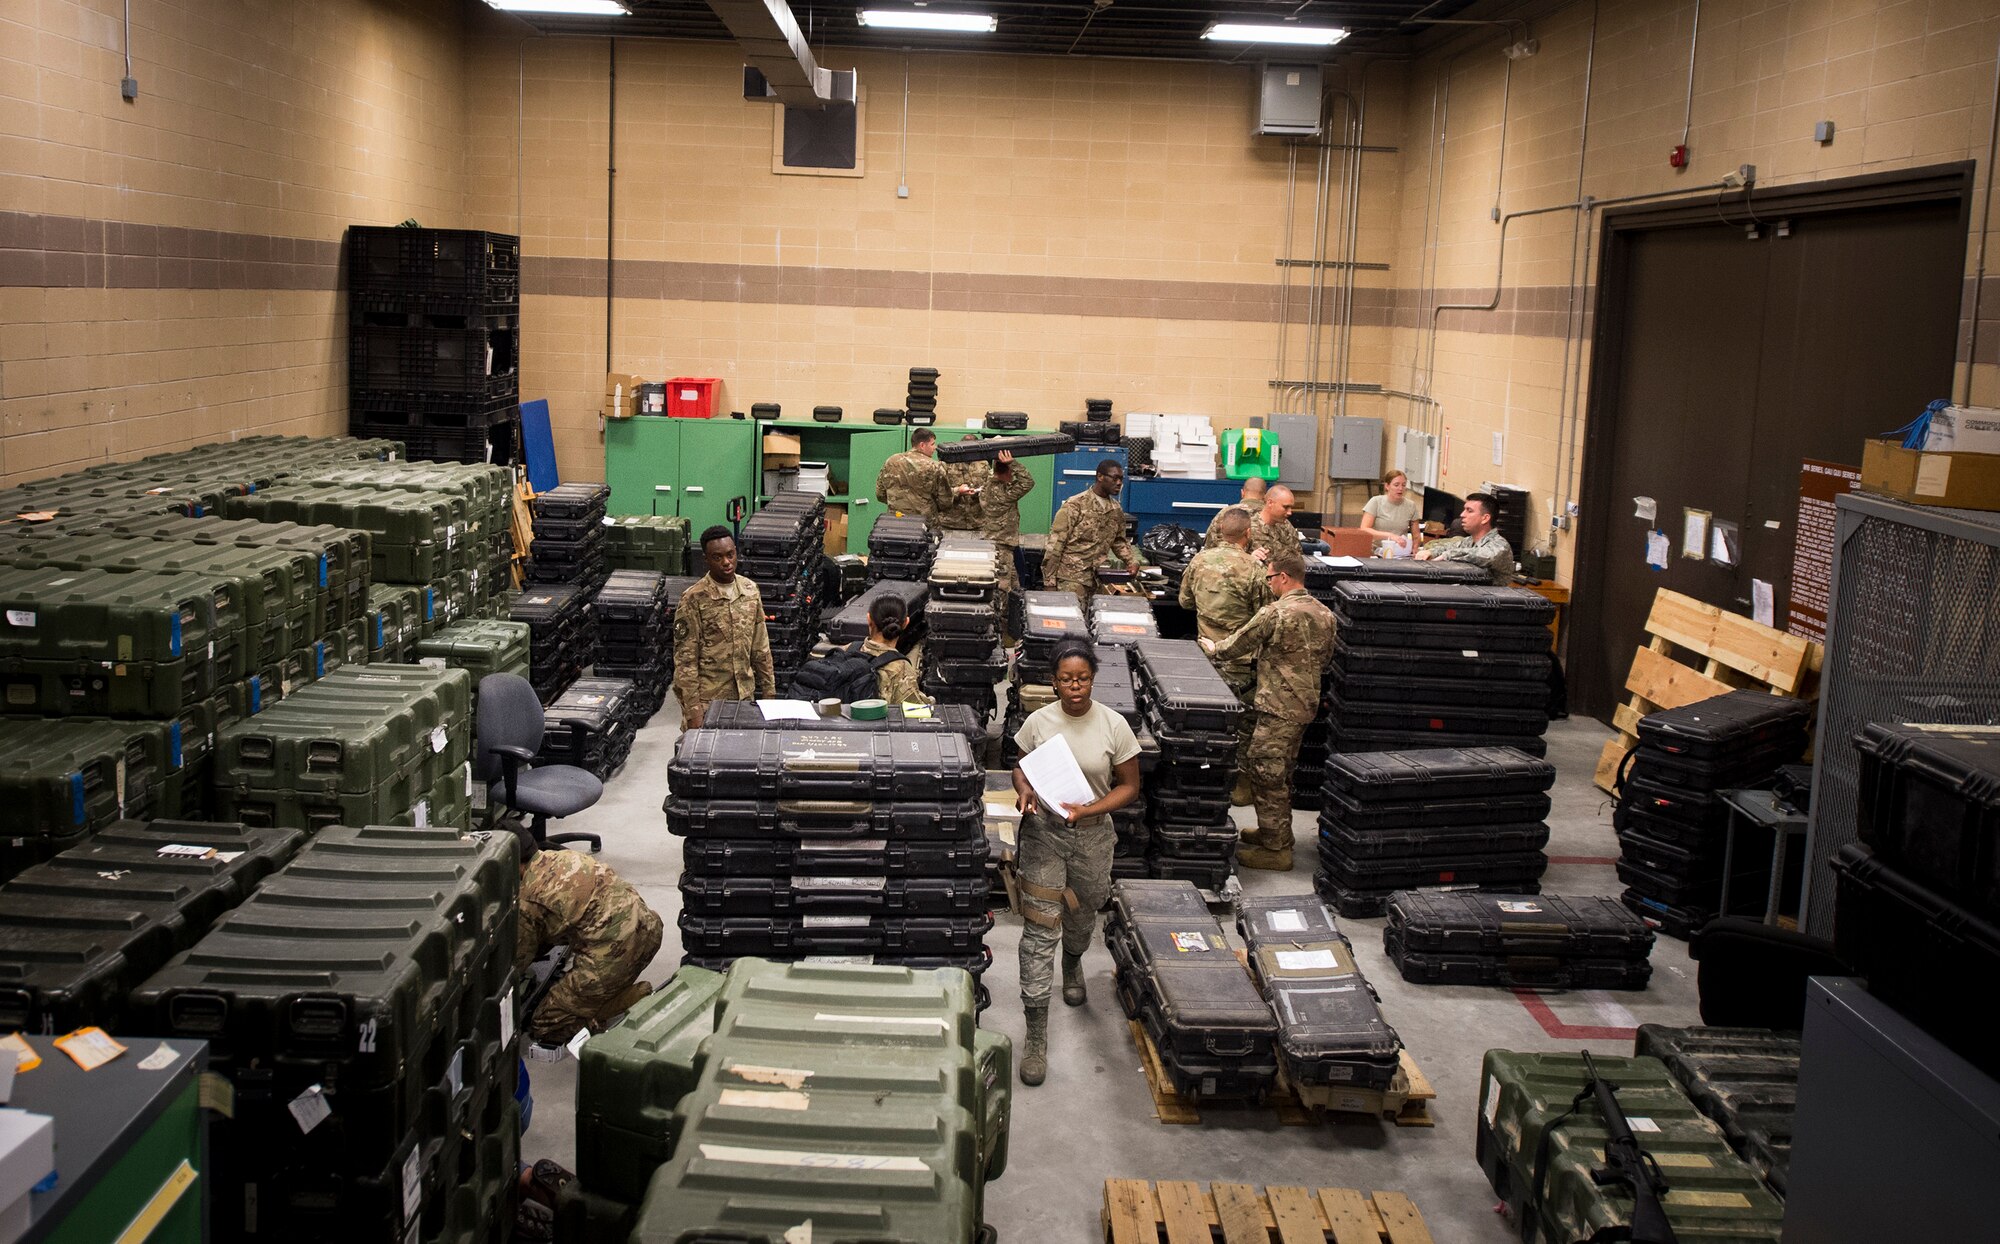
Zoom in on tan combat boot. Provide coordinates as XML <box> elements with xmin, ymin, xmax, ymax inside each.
<box><xmin>1061</xmin><ymin>954</ymin><xmax>1087</xmax><ymax>1007</ymax></box>
<box><xmin>1019</xmin><ymin>1005</ymin><xmax>1049</xmax><ymax>1085</ymax></box>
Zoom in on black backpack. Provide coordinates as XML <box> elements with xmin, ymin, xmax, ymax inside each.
<box><xmin>786</xmin><ymin>641</ymin><xmax>906</xmax><ymax>703</ymax></box>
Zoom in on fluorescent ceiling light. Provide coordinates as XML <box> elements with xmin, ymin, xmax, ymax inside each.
<box><xmin>1202</xmin><ymin>22</ymin><xmax>1349</xmax><ymax>46</ymax></box>
<box><xmin>486</xmin><ymin>1</ymin><xmax>628</xmax><ymax>16</ymax></box>
<box><xmin>857</xmin><ymin>9</ymin><xmax>997</xmax><ymax>33</ymax></box>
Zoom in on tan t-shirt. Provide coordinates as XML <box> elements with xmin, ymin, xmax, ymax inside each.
<box><xmin>1363</xmin><ymin>493</ymin><xmax>1421</xmax><ymax>534</ymax></box>
<box><xmin>1013</xmin><ymin>700</ymin><xmax>1140</xmax><ymax>829</ymax></box>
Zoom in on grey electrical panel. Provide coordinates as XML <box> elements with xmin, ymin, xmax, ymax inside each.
<box><xmin>1256</xmin><ymin>65</ymin><xmax>1322</xmax><ymax>137</ymax></box>
<box><xmin>1327</xmin><ymin>416</ymin><xmax>1383</xmax><ymax>480</ymax></box>
<box><xmin>1270</xmin><ymin>414</ymin><xmax>1318</xmax><ymax>488</ymax></box>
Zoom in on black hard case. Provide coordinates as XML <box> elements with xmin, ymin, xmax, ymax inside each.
<box><xmin>1323</xmin><ymin>694</ymin><xmax>1549</xmax><ymax>738</ymax></box>
<box><xmin>1103</xmin><ymin>880</ymin><xmax>1278</xmax><ymax>1100</ymax></box>
<box><xmin>1321</xmin><ymin>746</ymin><xmax>1555</xmax><ymax>801</ymax></box>
<box><xmin>826</xmin><ymin>579</ymin><xmax>929</xmax><ymax>643</ymax></box>
<box><xmin>1329</xmin><ymin>617</ymin><xmax>1557</xmax><ymax>654</ymax></box>
<box><xmin>678</xmin><ymin>834</ymin><xmax>990</xmax><ymax>878</ymax></box>
<box><xmin>1633</xmin><ymin>689</ymin><xmax>1813</xmax><ymax>758</ymax></box>
<box><xmin>1383</xmin><ymin>933</ymin><xmax>1655</xmax><ymax>990</ymax></box>
<box><xmin>1328</xmin><ymin>667</ymin><xmax>1551</xmax><ymax>710</ymax></box>
<box><xmin>663</xmin><ymin>795</ymin><xmax>984</xmax><ymax>841</ymax></box>
<box><xmin>676</xmin><ymin>911</ymin><xmax>993</xmax><ymax>959</ymax></box>
<box><xmin>677</xmin><ymin>873</ymin><xmax>987</xmax><ymax>917</ymax></box>
<box><xmin>1329</xmin><ymin>582</ymin><xmax>1556</xmax><ymax>627</ymax></box>
<box><xmin>1619</xmin><ymin>887</ymin><xmax>1716</xmax><ymax>940</ymax></box>
<box><xmin>1234</xmin><ymin>895</ymin><xmax>1400</xmax><ymax>1089</ymax></box>
<box><xmin>935</xmin><ymin>432</ymin><xmax>1076</xmax><ymax>462</ymax></box>
<box><xmin>1326</xmin><ymin>727</ymin><xmax>1548</xmax><ymax>760</ymax></box>
<box><xmin>1305</xmin><ymin>559</ymin><xmax>1487</xmax><ymax>594</ymax></box>
<box><xmin>697</xmin><ymin>699</ymin><xmax>983</xmax><ymax>743</ymax></box>
<box><xmin>1855</xmin><ymin>722</ymin><xmax>2000</xmax><ymax>920</ymax></box>
<box><xmin>924</xmin><ymin>598</ymin><xmax>1003</xmax><ymax>637</ymax></box>
<box><xmin>1318</xmin><ymin>787</ymin><xmax>1553</xmax><ymax>831</ymax></box>
<box><xmin>1330</xmin><ymin>638</ymin><xmax>1551</xmax><ymax>682</ymax></box>
<box><xmin>667</xmin><ymin>729</ymin><xmax>982</xmax><ymax>802</ymax></box>
<box><xmin>1384</xmin><ymin>891</ymin><xmax>1653</xmax><ymax>959</ymax></box>
<box><xmin>1318</xmin><ymin>820</ymin><xmax>1550</xmax><ymax>861</ymax></box>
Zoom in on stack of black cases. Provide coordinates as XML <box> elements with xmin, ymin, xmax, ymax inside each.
<box><xmin>736</xmin><ymin>493</ymin><xmax>826</xmax><ymax>686</ymax></box>
<box><xmin>1002</xmin><ymin>590</ymin><xmax>1089</xmax><ymax>766</ymax></box>
<box><xmin>825</xmin><ymin>578</ymin><xmax>929</xmax><ymax>646</ymax></box>
<box><xmin>1614</xmin><ymin>691</ymin><xmax>1811</xmax><ymax>938</ymax></box>
<box><xmin>1324</xmin><ymin>582</ymin><xmax>1556</xmax><ymax>758</ymax></box>
<box><xmin>590</xmin><ymin>570</ymin><xmax>679</xmax><ymax>721</ymax></box>
<box><xmin>510</xmin><ymin>581</ymin><xmax>594</xmax><ymax>703</ymax></box>
<box><xmin>905</xmin><ymin>366</ymin><xmax>939</xmax><ymax>425</ymax></box>
<box><xmin>699</xmin><ymin>699</ymin><xmax>986</xmax><ymax>745</ymax></box>
<box><xmin>538</xmin><ymin>674</ymin><xmax>637</xmax><ymax>778</ymax></box>
<box><xmin>1294</xmin><ymin>559</ymin><xmax>1489</xmax><ymax>808</ymax></box>
<box><xmin>1089</xmin><ymin>594</ymin><xmax>1159</xmax><ymax>648</ymax></box>
<box><xmin>1315</xmin><ymin>747</ymin><xmax>1554</xmax><ymax>917</ymax></box>
<box><xmin>1634</xmin><ymin>1024</ymin><xmax>1800</xmax><ymax>1196</ymax></box>
<box><xmin>527</xmin><ymin>481</ymin><xmax>610</xmax><ymax>593</ymax></box>
<box><xmin>665</xmin><ymin>727</ymin><xmax>995</xmax><ymax>1008</ymax></box>
<box><xmin>1384</xmin><ymin>892</ymin><xmax>1654</xmax><ymax>989</ymax></box>
<box><xmin>921</xmin><ymin>536</ymin><xmax>1007</xmax><ymax>720</ymax></box>
<box><xmin>1833</xmin><ymin>722</ymin><xmax>2000</xmax><ymax>1077</ymax></box>
<box><xmin>1235</xmin><ymin>893</ymin><xmax>1402</xmax><ymax>1092</ymax></box>
<box><xmin>1103</xmin><ymin>879</ymin><xmax>1278</xmax><ymax>1101</ymax></box>
<box><xmin>867</xmin><ymin>514</ymin><xmax>936</xmax><ymax>582</ymax></box>
<box><xmin>1135</xmin><ymin>639</ymin><xmax>1243</xmax><ymax>891</ymax></box>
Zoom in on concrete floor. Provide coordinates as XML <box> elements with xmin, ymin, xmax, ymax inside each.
<box><xmin>521</xmin><ymin>704</ymin><xmax>1699</xmax><ymax>1242</ymax></box>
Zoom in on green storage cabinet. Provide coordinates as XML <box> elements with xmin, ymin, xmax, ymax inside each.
<box><xmin>605</xmin><ymin>416</ymin><xmax>756</xmax><ymax>536</ymax></box>
<box><xmin>576</xmin><ymin>965</ymin><xmax>728</xmax><ymax>1203</ymax></box>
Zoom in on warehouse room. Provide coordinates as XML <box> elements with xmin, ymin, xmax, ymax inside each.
<box><xmin>3</xmin><ymin>0</ymin><xmax>1998</xmax><ymax>1241</ymax></box>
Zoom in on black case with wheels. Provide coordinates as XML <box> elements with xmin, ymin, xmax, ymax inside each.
<box><xmin>1318</xmin><ymin>820</ymin><xmax>1550</xmax><ymax>860</ymax></box>
<box><xmin>666</xmin><ymin>729</ymin><xmax>982</xmax><ymax>802</ymax></box>
<box><xmin>1329</xmin><ymin>639</ymin><xmax>1550</xmax><ymax>682</ymax></box>
<box><xmin>1102</xmin><ymin>879</ymin><xmax>1278</xmax><ymax>1100</ymax></box>
<box><xmin>1634</xmin><ymin>689</ymin><xmax>1813</xmax><ymax>759</ymax></box>
<box><xmin>1328</xmin><ymin>582</ymin><xmax>1557</xmax><ymax>627</ymax></box>
<box><xmin>1384</xmin><ymin>890</ymin><xmax>1654</xmax><ymax>990</ymax></box>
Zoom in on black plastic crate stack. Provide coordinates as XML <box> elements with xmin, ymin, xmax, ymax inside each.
<box><xmin>510</xmin><ymin>582</ymin><xmax>596</xmax><ymax>703</ymax></box>
<box><xmin>1236</xmin><ymin>893</ymin><xmax>1403</xmax><ymax>1093</ymax></box>
<box><xmin>738</xmin><ymin>493</ymin><xmax>826</xmax><ymax>685</ymax></box>
<box><xmin>1314</xmin><ymin>747</ymin><xmax>1554</xmax><ymax>917</ymax></box>
<box><xmin>592</xmin><ymin>569</ymin><xmax>679</xmax><ymax>722</ymax></box>
<box><xmin>1613</xmin><ymin>691</ymin><xmax>1812</xmax><ymax>938</ymax></box>
<box><xmin>0</xmin><ymin>819</ymin><xmax>306</xmax><ymax>1033</ymax></box>
<box><xmin>921</xmin><ymin>536</ymin><xmax>1008</xmax><ymax>720</ymax></box>
<box><xmin>539</xmin><ymin>674</ymin><xmax>637</xmax><ymax>778</ymax></box>
<box><xmin>129</xmin><ymin>826</ymin><xmax>521</xmax><ymax>1243</ymax></box>
<box><xmin>1103</xmin><ymin>879</ymin><xmax>1278</xmax><ymax>1102</ymax></box>
<box><xmin>1482</xmin><ymin>483</ymin><xmax>1531</xmax><ymax>558</ymax></box>
<box><xmin>1834</xmin><ymin>722</ymin><xmax>2000</xmax><ymax>1079</ymax></box>
<box><xmin>665</xmin><ymin>727</ymin><xmax>995</xmax><ymax>1007</ymax></box>
<box><xmin>1324</xmin><ymin>581</ymin><xmax>1556</xmax><ymax>758</ymax></box>
<box><xmin>905</xmin><ymin>366</ymin><xmax>939</xmax><ymax>425</ymax></box>
<box><xmin>868</xmin><ymin>514</ymin><xmax>937</xmax><ymax>582</ymax></box>
<box><xmin>1384</xmin><ymin>891</ymin><xmax>1654</xmax><ymax>988</ymax></box>
<box><xmin>1134</xmin><ymin>639</ymin><xmax>1243</xmax><ymax>891</ymax></box>
<box><xmin>1002</xmin><ymin>591</ymin><xmax>1090</xmax><ymax>769</ymax></box>
<box><xmin>1061</xmin><ymin>398</ymin><xmax>1120</xmax><ymax>446</ymax></box>
<box><xmin>347</xmin><ymin>225</ymin><xmax>521</xmax><ymax>463</ymax></box>
<box><xmin>528</xmin><ymin>481</ymin><xmax>610</xmax><ymax>595</ymax></box>
<box><xmin>1089</xmin><ymin>593</ymin><xmax>1160</xmax><ymax>649</ymax></box>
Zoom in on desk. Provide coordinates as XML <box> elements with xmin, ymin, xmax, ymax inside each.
<box><xmin>1519</xmin><ymin>580</ymin><xmax>1569</xmax><ymax>655</ymax></box>
<box><xmin>1718</xmin><ymin>787</ymin><xmax>1808</xmax><ymax>925</ymax></box>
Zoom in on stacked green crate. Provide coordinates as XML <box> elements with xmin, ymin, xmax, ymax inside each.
<box><xmin>603</xmin><ymin>515</ymin><xmax>690</xmax><ymax>574</ymax></box>
<box><xmin>1477</xmin><ymin>1050</ymin><xmax>1785</xmax><ymax>1243</ymax></box>
<box><xmin>368</xmin><ymin>582</ymin><xmax>436</xmax><ymax>663</ymax></box>
<box><xmin>0</xmin><ymin>718</ymin><xmax>182</xmax><ymax>880</ymax></box>
<box><xmin>211</xmin><ymin>663</ymin><xmax>473</xmax><ymax>832</ymax></box>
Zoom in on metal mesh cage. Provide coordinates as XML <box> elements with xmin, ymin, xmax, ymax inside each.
<box><xmin>1802</xmin><ymin>493</ymin><xmax>2000</xmax><ymax>937</ymax></box>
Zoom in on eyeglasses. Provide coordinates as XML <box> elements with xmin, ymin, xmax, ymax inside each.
<box><xmin>1054</xmin><ymin>674</ymin><xmax>1094</xmax><ymax>686</ymax></box>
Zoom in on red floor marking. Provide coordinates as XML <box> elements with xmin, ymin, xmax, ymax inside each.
<box><xmin>1546</xmin><ymin>855</ymin><xmax>1618</xmax><ymax>865</ymax></box>
<box><xmin>1512</xmin><ymin>988</ymin><xmax>1637</xmax><ymax>1042</ymax></box>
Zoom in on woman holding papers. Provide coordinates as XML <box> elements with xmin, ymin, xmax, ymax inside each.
<box><xmin>1009</xmin><ymin>640</ymin><xmax>1142</xmax><ymax>1088</ymax></box>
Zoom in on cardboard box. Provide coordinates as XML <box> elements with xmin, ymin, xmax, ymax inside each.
<box><xmin>1925</xmin><ymin>405</ymin><xmax>2000</xmax><ymax>455</ymax></box>
<box><xmin>1320</xmin><ymin>526</ymin><xmax>1378</xmax><ymax>558</ymax></box>
<box><xmin>1861</xmin><ymin>438</ymin><xmax>2000</xmax><ymax>512</ymax></box>
<box><xmin>823</xmin><ymin>508</ymin><xmax>849</xmax><ymax>555</ymax></box>
<box><xmin>601</xmin><ymin>372</ymin><xmax>640</xmax><ymax>421</ymax></box>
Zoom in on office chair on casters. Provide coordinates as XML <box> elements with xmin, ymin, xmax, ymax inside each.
<box><xmin>476</xmin><ymin>673</ymin><xmax>604</xmax><ymax>852</ymax></box>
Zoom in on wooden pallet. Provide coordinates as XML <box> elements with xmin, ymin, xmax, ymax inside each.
<box><xmin>1124</xmin><ymin>1020</ymin><xmax>1434</xmax><ymax>1127</ymax></box>
<box><xmin>510</xmin><ymin>479</ymin><xmax>535</xmax><ymax>589</ymax></box>
<box><xmin>1592</xmin><ymin>588</ymin><xmax>1820</xmax><ymax>793</ymax></box>
<box><xmin>1104</xmin><ymin>1179</ymin><xmax>1435</xmax><ymax>1244</ymax></box>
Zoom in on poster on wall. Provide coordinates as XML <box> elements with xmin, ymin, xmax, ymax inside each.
<box><xmin>1787</xmin><ymin>458</ymin><xmax>1862</xmax><ymax>643</ymax></box>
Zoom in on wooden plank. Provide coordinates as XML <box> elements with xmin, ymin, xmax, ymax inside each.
<box><xmin>1318</xmin><ymin>1188</ymin><xmax>1382</xmax><ymax>1244</ymax></box>
<box><xmin>1645</xmin><ymin>588</ymin><xmax>1811</xmax><ymax>692</ymax></box>
<box><xmin>1370</xmin><ymin>1192</ymin><xmax>1435</xmax><ymax>1244</ymax></box>
<box><xmin>1625</xmin><ymin>644</ymin><xmax>1733</xmax><ymax>710</ymax></box>
<box><xmin>1267</xmin><ymin>1186</ymin><xmax>1325</xmax><ymax>1244</ymax></box>
<box><xmin>1128</xmin><ymin>1020</ymin><xmax>1201</xmax><ymax>1125</ymax></box>
<box><xmin>1611</xmin><ymin>701</ymin><xmax>1645</xmax><ymax>737</ymax></box>
<box><xmin>1105</xmin><ymin>1180</ymin><xmax>1161</xmax><ymax>1244</ymax></box>
<box><xmin>1155</xmin><ymin>1181</ymin><xmax>1213</xmax><ymax>1244</ymax></box>
<box><xmin>1397</xmin><ymin>1050</ymin><xmax>1435</xmax><ymax>1102</ymax></box>
<box><xmin>1594</xmin><ymin>736</ymin><xmax>1636</xmax><ymax>793</ymax></box>
<box><xmin>1213</xmin><ymin>1183</ymin><xmax>1270</xmax><ymax>1244</ymax></box>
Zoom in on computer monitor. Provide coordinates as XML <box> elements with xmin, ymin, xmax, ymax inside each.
<box><xmin>1419</xmin><ymin>484</ymin><xmax>1464</xmax><ymax>534</ymax></box>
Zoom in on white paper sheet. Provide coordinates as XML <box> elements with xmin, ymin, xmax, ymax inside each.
<box><xmin>1019</xmin><ymin>735</ymin><xmax>1094</xmax><ymax>820</ymax></box>
<box><xmin>1313</xmin><ymin>554</ymin><xmax>1364</xmax><ymax>568</ymax></box>
<box><xmin>1751</xmin><ymin>579</ymin><xmax>1775</xmax><ymax>628</ymax></box>
<box><xmin>758</xmin><ymin>699</ymin><xmax>821</xmax><ymax>722</ymax></box>
<box><xmin>1682</xmin><ymin>509</ymin><xmax>1710</xmax><ymax>560</ymax></box>
<box><xmin>1633</xmin><ymin>496</ymin><xmax>1657</xmax><ymax>522</ymax></box>
<box><xmin>1646</xmin><ymin>531</ymin><xmax>1671</xmax><ymax>569</ymax></box>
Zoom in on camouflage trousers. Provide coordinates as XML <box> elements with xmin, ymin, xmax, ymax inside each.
<box><xmin>1221</xmin><ymin>668</ymin><xmax>1257</xmax><ymax>775</ymax></box>
<box><xmin>530</xmin><ymin>904</ymin><xmax>664</xmax><ymax>1044</ymax></box>
<box><xmin>1242</xmin><ymin>712</ymin><xmax>1308</xmax><ymax>851</ymax></box>
<box><xmin>1016</xmin><ymin>811</ymin><xmax>1115</xmax><ymax>1007</ymax></box>
<box><xmin>1045</xmin><ymin>566</ymin><xmax>1098</xmax><ymax>606</ymax></box>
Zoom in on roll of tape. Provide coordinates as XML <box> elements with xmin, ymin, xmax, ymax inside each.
<box><xmin>849</xmin><ymin>698</ymin><xmax>888</xmax><ymax>721</ymax></box>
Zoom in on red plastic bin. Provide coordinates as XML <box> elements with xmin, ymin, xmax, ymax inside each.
<box><xmin>667</xmin><ymin>377</ymin><xmax>720</xmax><ymax>419</ymax></box>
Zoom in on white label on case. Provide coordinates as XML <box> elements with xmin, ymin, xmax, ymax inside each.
<box><xmin>1267</xmin><ymin>909</ymin><xmax>1307</xmax><ymax>933</ymax></box>
<box><xmin>498</xmin><ymin>987</ymin><xmax>515</xmax><ymax>1049</ymax></box>
<box><xmin>719</xmin><ymin>1088</ymin><xmax>810</xmax><ymax>1111</ymax></box>
<box><xmin>288</xmin><ymin>1085</ymin><xmax>331</xmax><ymax>1134</ymax></box>
<box><xmin>812</xmin><ymin>1013</ymin><xmax>949</xmax><ymax>1030</ymax></box>
<box><xmin>401</xmin><ymin>1146</ymin><xmax>422</xmax><ymax>1221</ymax></box>
<box><xmin>1627</xmin><ymin>1116</ymin><xmax>1660</xmax><ymax>1133</ymax></box>
<box><xmin>697</xmin><ymin>1143</ymin><xmax>927</xmax><ymax>1173</ymax></box>
<box><xmin>430</xmin><ymin>727</ymin><xmax>447</xmax><ymax>753</ymax></box>
<box><xmin>1484</xmin><ymin>1075</ymin><xmax>1502</xmax><ymax>1126</ymax></box>
<box><xmin>1275</xmin><ymin>948</ymin><xmax>1338</xmax><ymax>971</ymax></box>
<box><xmin>5</xmin><ymin>611</ymin><xmax>34</xmax><ymax>627</ymax></box>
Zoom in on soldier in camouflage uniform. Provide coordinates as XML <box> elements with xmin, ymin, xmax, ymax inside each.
<box><xmin>1204</xmin><ymin>549</ymin><xmax>1336</xmax><ymax>871</ymax></box>
<box><xmin>1042</xmin><ymin>459</ymin><xmax>1138</xmax><ymax>603</ymax></box>
<box><xmin>1247</xmin><ymin>484</ymin><xmax>1303</xmax><ymax>565</ymax></box>
<box><xmin>861</xmin><ymin>593</ymin><xmax>930</xmax><ymax>705</ymax></box>
<box><xmin>1416</xmin><ymin>491</ymin><xmax>1516</xmax><ymax>584</ymax></box>
<box><xmin>672</xmin><ymin>525</ymin><xmax>775</xmax><ymax>729</ymax></box>
<box><xmin>975</xmin><ymin>450</ymin><xmax>1036</xmax><ymax>598</ymax></box>
<box><xmin>937</xmin><ymin>458</ymin><xmax>987</xmax><ymax>532</ymax></box>
<box><xmin>1178</xmin><ymin>508</ymin><xmax>1271</xmax><ymax>793</ymax></box>
<box><xmin>515</xmin><ymin>834</ymin><xmax>664</xmax><ymax>1047</ymax></box>
<box><xmin>875</xmin><ymin>428</ymin><xmax>953</xmax><ymax>518</ymax></box>
<box><xmin>1202</xmin><ymin>476</ymin><xmax>1266</xmax><ymax>548</ymax></box>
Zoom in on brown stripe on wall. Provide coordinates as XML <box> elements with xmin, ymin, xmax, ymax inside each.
<box><xmin>0</xmin><ymin>211</ymin><xmax>341</xmax><ymax>292</ymax></box>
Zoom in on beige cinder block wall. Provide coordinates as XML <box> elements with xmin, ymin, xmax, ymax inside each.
<box><xmin>464</xmin><ymin>22</ymin><xmax>1409</xmax><ymax>499</ymax></box>
<box><xmin>0</xmin><ymin>0</ymin><xmax>471</xmax><ymax>487</ymax></box>
<box><xmin>1378</xmin><ymin>0</ymin><xmax>2000</xmax><ymax>582</ymax></box>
